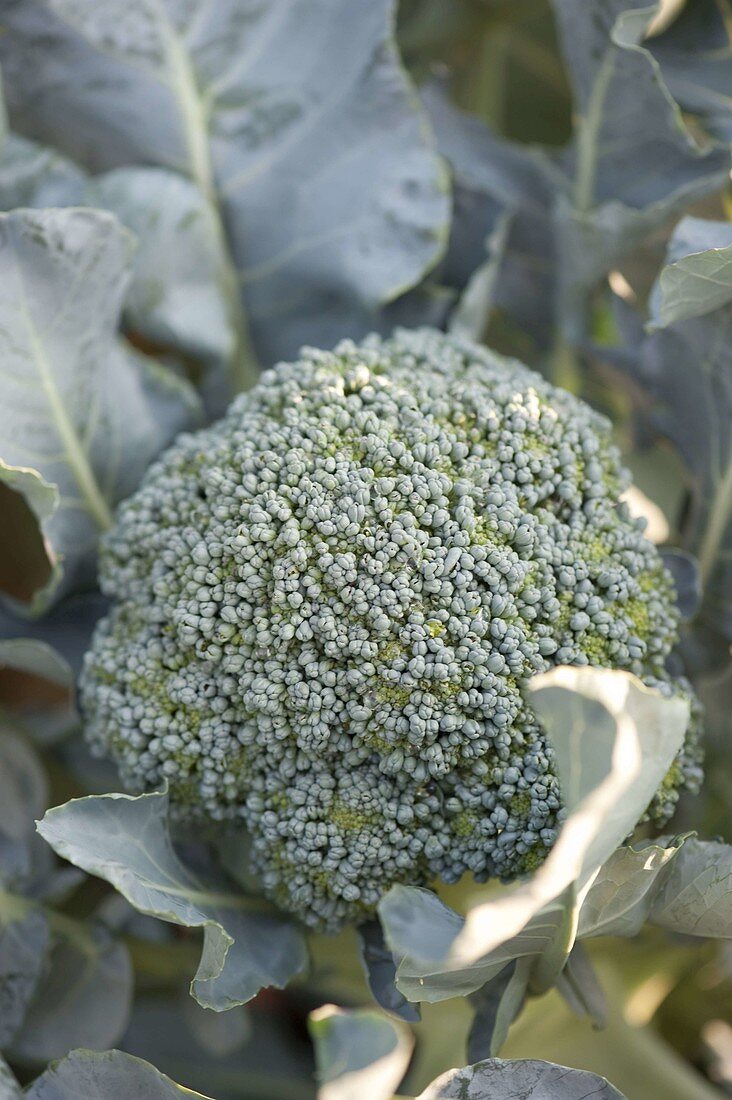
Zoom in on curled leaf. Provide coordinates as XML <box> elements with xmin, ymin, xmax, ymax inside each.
<box><xmin>37</xmin><ymin>788</ymin><xmax>308</xmax><ymax>1010</ymax></box>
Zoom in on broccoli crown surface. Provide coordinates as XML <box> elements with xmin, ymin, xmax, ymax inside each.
<box><xmin>81</xmin><ymin>328</ymin><xmax>702</xmax><ymax>930</ymax></box>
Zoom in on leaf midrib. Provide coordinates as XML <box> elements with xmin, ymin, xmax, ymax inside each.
<box><xmin>14</xmin><ymin>255</ymin><xmax>113</xmax><ymax>531</ymax></box>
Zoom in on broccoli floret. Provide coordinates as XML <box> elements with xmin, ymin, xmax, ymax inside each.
<box><xmin>80</xmin><ymin>328</ymin><xmax>702</xmax><ymax>931</ymax></box>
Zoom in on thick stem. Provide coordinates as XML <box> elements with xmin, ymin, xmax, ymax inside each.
<box><xmin>550</xmin><ymin>337</ymin><xmax>583</xmax><ymax>394</ymax></box>
<box><xmin>697</xmin><ymin>456</ymin><xmax>732</xmax><ymax>586</ymax></box>
<box><xmin>573</xmin><ymin>53</ymin><xmax>614</xmax><ymax>215</ymax></box>
<box><xmin>0</xmin><ymin>888</ymin><xmax>102</xmax><ymax>958</ymax></box>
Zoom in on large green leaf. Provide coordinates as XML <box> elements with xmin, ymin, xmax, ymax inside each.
<box><xmin>467</xmin><ymin>960</ymin><xmax>531</xmax><ymax>1062</ymax></box>
<box><xmin>0</xmin><ymin>0</ymin><xmax>450</xmax><ymax>367</ymax></box>
<box><xmin>577</xmin><ymin>838</ymin><xmax>685</xmax><ymax>939</ymax></box>
<box><xmin>552</xmin><ymin>0</ymin><xmax>727</xmax><ymax>208</ymax></box>
<box><xmin>0</xmin><ymin>207</ymin><xmax>202</xmax><ymax>615</ymax></box>
<box><xmin>0</xmin><ymin>136</ymin><xmax>235</xmax><ymax>409</ymax></box>
<box><xmin>90</xmin><ymin>168</ymin><xmax>235</xmax><ymax>410</ymax></box>
<box><xmin>421</xmin><ymin>82</ymin><xmax>558</xmax><ymax>351</ymax></box>
<box><xmin>648</xmin><ymin>837</ymin><xmax>732</xmax><ymax>938</ymax></box>
<box><xmin>0</xmin><ymin>725</ymin><xmax>133</xmax><ymax>1062</ymax></box>
<box><xmin>308</xmin><ymin>1005</ymin><xmax>413</xmax><ymax>1100</ymax></box>
<box><xmin>0</xmin><ymin>728</ymin><xmax>48</xmax><ymax>886</ymax></box>
<box><xmin>416</xmin><ymin>1057</ymin><xmax>625</xmax><ymax>1099</ymax></box>
<box><xmin>25</xmin><ymin>1049</ymin><xmax>214</xmax><ymax>1099</ymax></box>
<box><xmin>648</xmin><ymin>217</ymin><xmax>732</xmax><ymax>329</ymax></box>
<box><xmin>37</xmin><ymin>788</ymin><xmax>308</xmax><ymax>1010</ymax></box>
<box><xmin>379</xmin><ymin>887</ymin><xmax>571</xmax><ymax>1003</ymax></box>
<box><xmin>0</xmin><ymin>905</ymin><xmax>49</xmax><ymax>1049</ymax></box>
<box><xmin>379</xmin><ymin>669</ymin><xmax>688</xmax><ymax>1002</ymax></box>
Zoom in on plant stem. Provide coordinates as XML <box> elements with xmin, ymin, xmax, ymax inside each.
<box><xmin>573</xmin><ymin>53</ymin><xmax>614</xmax><ymax>215</ymax></box>
<box><xmin>697</xmin><ymin>455</ymin><xmax>732</xmax><ymax>586</ymax></box>
<box><xmin>124</xmin><ymin>933</ymin><xmax>200</xmax><ymax>986</ymax></box>
<box><xmin>0</xmin><ymin>887</ymin><xmax>101</xmax><ymax>958</ymax></box>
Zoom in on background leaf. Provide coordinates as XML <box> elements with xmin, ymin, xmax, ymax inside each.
<box><xmin>308</xmin><ymin>1005</ymin><xmax>413</xmax><ymax>1100</ymax></box>
<box><xmin>8</xmin><ymin>924</ymin><xmax>132</xmax><ymax>1066</ymax></box>
<box><xmin>649</xmin><ymin>0</ymin><xmax>732</xmax><ymax>146</ymax></box>
<box><xmin>0</xmin><ymin>906</ymin><xmax>49</xmax><ymax>1049</ymax></box>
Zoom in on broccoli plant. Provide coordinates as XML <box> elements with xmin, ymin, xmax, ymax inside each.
<box><xmin>0</xmin><ymin>2</ymin><xmax>731</xmax><ymax>1099</ymax></box>
<box><xmin>81</xmin><ymin>328</ymin><xmax>701</xmax><ymax>930</ymax></box>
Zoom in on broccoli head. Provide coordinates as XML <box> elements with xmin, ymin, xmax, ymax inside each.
<box><xmin>81</xmin><ymin>328</ymin><xmax>702</xmax><ymax>930</ymax></box>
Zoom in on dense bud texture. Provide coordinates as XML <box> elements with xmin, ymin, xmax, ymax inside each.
<box><xmin>81</xmin><ymin>329</ymin><xmax>702</xmax><ymax>930</ymax></box>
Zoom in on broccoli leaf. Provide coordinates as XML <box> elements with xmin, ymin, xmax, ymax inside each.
<box><xmin>379</xmin><ymin>668</ymin><xmax>688</xmax><ymax>1002</ymax></box>
<box><xmin>0</xmin><ymin>207</ymin><xmax>202</xmax><ymax>615</ymax></box>
<box><xmin>9</xmin><ymin>923</ymin><xmax>132</xmax><ymax>1065</ymax></box>
<box><xmin>0</xmin><ymin>137</ymin><xmax>235</xmax><ymax>410</ymax></box>
<box><xmin>552</xmin><ymin>0</ymin><xmax>726</xmax><ymax>208</ymax></box>
<box><xmin>560</xmin><ymin>832</ymin><xmax>732</xmax><ymax>944</ymax></box>
<box><xmin>467</xmin><ymin>960</ymin><xmax>529</xmax><ymax>1062</ymax></box>
<box><xmin>308</xmin><ymin>1005</ymin><xmax>413</xmax><ymax>1100</ymax></box>
<box><xmin>648</xmin><ymin>217</ymin><xmax>732</xmax><ymax>329</ymax></box>
<box><xmin>0</xmin><ymin>728</ymin><xmax>49</xmax><ymax>887</ymax></box>
<box><xmin>554</xmin><ymin>942</ymin><xmax>607</xmax><ymax>1027</ymax></box>
<box><xmin>415</xmin><ymin>1057</ymin><xmax>626</xmax><ymax>1098</ymax></box>
<box><xmin>421</xmin><ymin>82</ymin><xmax>557</xmax><ymax>351</ymax></box>
<box><xmin>24</xmin><ymin>1049</ymin><xmax>213</xmax><ymax>1099</ymax></box>
<box><xmin>0</xmin><ymin>906</ymin><xmax>49</xmax><ymax>1049</ymax></box>
<box><xmin>425</xmin><ymin>3</ymin><xmax>728</xmax><ymax>352</ymax></box>
<box><xmin>0</xmin><ymin>640</ymin><xmax>72</xmax><ymax>697</ymax></box>
<box><xmin>551</xmin><ymin>0</ymin><xmax>729</xmax><ymax>337</ymax></box>
<box><xmin>357</xmin><ymin>920</ymin><xmax>421</xmax><ymax>1024</ymax></box>
<box><xmin>0</xmin><ymin>0</ymin><xmax>450</xmax><ymax>368</ymax></box>
<box><xmin>577</xmin><ymin>838</ymin><xmax>687</xmax><ymax>939</ymax></box>
<box><xmin>647</xmin><ymin>837</ymin><xmax>732</xmax><ymax>938</ymax></box>
<box><xmin>379</xmin><ymin>887</ymin><xmax>572</xmax><ymax>1003</ymax></box>
<box><xmin>630</xmin><ymin>222</ymin><xmax>732</xmax><ymax>639</ymax></box>
<box><xmin>37</xmin><ymin>788</ymin><xmax>308</xmax><ymax>1011</ymax></box>
<box><xmin>0</xmin><ymin>134</ymin><xmax>85</xmax><ymax>210</ymax></box>
<box><xmin>123</xmin><ymin>992</ymin><xmax>316</xmax><ymax>1100</ymax></box>
<box><xmin>88</xmin><ymin>168</ymin><xmax>236</xmax><ymax>412</ymax></box>
<box><xmin>649</xmin><ymin>0</ymin><xmax>732</xmax><ymax>146</ymax></box>
<box><xmin>0</xmin><ymin>727</ymin><xmax>132</xmax><ymax>1061</ymax></box>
